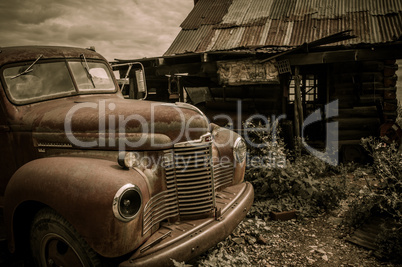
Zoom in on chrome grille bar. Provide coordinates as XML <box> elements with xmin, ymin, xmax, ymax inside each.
<box><xmin>213</xmin><ymin>162</ymin><xmax>234</xmax><ymax>190</ymax></box>
<box><xmin>173</xmin><ymin>144</ymin><xmax>214</xmax><ymax>216</ymax></box>
<box><xmin>142</xmin><ymin>138</ymin><xmax>217</xmax><ymax>235</ymax></box>
<box><xmin>143</xmin><ymin>190</ymin><xmax>179</xmax><ymax>234</ymax></box>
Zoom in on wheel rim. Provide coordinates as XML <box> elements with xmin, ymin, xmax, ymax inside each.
<box><xmin>40</xmin><ymin>233</ymin><xmax>85</xmax><ymax>267</ymax></box>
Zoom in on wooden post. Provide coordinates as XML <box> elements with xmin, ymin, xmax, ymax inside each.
<box><xmin>326</xmin><ymin>65</ymin><xmax>330</xmax><ymax>104</ymax></box>
<box><xmin>294</xmin><ymin>67</ymin><xmax>303</xmax><ymax>156</ymax></box>
<box><xmin>280</xmin><ymin>75</ymin><xmax>289</xmax><ymax>115</ymax></box>
<box><xmin>294</xmin><ymin>66</ymin><xmax>304</xmax><ymax>135</ymax></box>
<box><xmin>294</xmin><ymin>98</ymin><xmax>300</xmax><ymax>137</ymax></box>
<box><xmin>178</xmin><ymin>76</ymin><xmax>184</xmax><ymax>102</ymax></box>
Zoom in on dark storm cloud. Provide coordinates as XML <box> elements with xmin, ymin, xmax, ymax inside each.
<box><xmin>0</xmin><ymin>0</ymin><xmax>193</xmax><ymax>60</ymax></box>
<box><xmin>0</xmin><ymin>0</ymin><xmax>64</xmax><ymax>24</ymax></box>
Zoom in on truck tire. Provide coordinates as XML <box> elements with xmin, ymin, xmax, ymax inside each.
<box><xmin>30</xmin><ymin>208</ymin><xmax>102</xmax><ymax>267</ymax></box>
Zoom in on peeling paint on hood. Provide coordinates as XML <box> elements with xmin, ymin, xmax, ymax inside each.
<box><xmin>17</xmin><ymin>95</ymin><xmax>210</xmax><ymax>150</ymax></box>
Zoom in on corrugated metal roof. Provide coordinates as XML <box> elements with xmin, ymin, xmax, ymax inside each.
<box><xmin>164</xmin><ymin>0</ymin><xmax>402</xmax><ymax>56</ymax></box>
<box><xmin>180</xmin><ymin>0</ymin><xmax>232</xmax><ymax>30</ymax></box>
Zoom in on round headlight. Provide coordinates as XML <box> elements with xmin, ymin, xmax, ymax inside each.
<box><xmin>113</xmin><ymin>184</ymin><xmax>142</xmax><ymax>222</ymax></box>
<box><xmin>233</xmin><ymin>137</ymin><xmax>247</xmax><ymax>163</ymax></box>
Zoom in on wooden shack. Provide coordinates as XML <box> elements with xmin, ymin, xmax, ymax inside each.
<box><xmin>113</xmin><ymin>0</ymin><xmax>402</xmax><ymax>162</ymax></box>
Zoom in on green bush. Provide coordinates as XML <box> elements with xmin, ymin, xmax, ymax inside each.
<box><xmin>245</xmin><ymin>122</ymin><xmax>347</xmax><ymax>218</ymax></box>
<box><xmin>343</xmin><ymin>137</ymin><xmax>402</xmax><ymax>262</ymax></box>
<box><xmin>361</xmin><ymin>137</ymin><xmax>401</xmax><ymax>220</ymax></box>
<box><xmin>343</xmin><ymin>137</ymin><xmax>401</xmax><ymax>224</ymax></box>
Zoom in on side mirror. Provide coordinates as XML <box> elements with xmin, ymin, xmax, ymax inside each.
<box><xmin>112</xmin><ymin>62</ymin><xmax>148</xmax><ymax>100</ymax></box>
<box><xmin>135</xmin><ymin>69</ymin><xmax>146</xmax><ymax>93</ymax></box>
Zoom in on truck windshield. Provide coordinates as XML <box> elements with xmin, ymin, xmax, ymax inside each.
<box><xmin>4</xmin><ymin>62</ymin><xmax>75</xmax><ymax>103</ymax></box>
<box><xmin>68</xmin><ymin>61</ymin><xmax>115</xmax><ymax>91</ymax></box>
<box><xmin>3</xmin><ymin>60</ymin><xmax>116</xmax><ymax>104</ymax></box>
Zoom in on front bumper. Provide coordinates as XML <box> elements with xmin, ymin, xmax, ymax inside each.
<box><xmin>119</xmin><ymin>182</ymin><xmax>254</xmax><ymax>267</ymax></box>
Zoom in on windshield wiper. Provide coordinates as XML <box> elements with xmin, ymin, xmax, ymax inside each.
<box><xmin>80</xmin><ymin>54</ymin><xmax>96</xmax><ymax>88</ymax></box>
<box><xmin>11</xmin><ymin>54</ymin><xmax>43</xmax><ymax>79</ymax></box>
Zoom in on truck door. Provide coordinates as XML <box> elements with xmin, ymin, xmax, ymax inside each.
<box><xmin>0</xmin><ymin>101</ymin><xmax>17</xmax><ymax>199</ymax></box>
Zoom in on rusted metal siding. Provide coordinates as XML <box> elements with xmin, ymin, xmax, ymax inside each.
<box><xmin>220</xmin><ymin>0</ymin><xmax>272</xmax><ymax>26</ymax></box>
<box><xmin>180</xmin><ymin>0</ymin><xmax>232</xmax><ymax>30</ymax></box>
<box><xmin>164</xmin><ymin>0</ymin><xmax>402</xmax><ymax>56</ymax></box>
<box><xmin>166</xmin><ymin>25</ymin><xmax>213</xmax><ymax>55</ymax></box>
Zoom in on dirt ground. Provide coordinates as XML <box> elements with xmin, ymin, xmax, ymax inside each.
<box><xmin>1</xmin><ymin>214</ymin><xmax>400</xmax><ymax>267</ymax></box>
<box><xmin>190</xmin><ymin>212</ymin><xmax>401</xmax><ymax>267</ymax></box>
<box><xmin>192</xmin><ymin>174</ymin><xmax>402</xmax><ymax>267</ymax></box>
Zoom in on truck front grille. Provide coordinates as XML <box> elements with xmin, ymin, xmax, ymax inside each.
<box><xmin>143</xmin><ymin>142</ymin><xmax>215</xmax><ymax>235</ymax></box>
<box><xmin>213</xmin><ymin>162</ymin><xmax>234</xmax><ymax>190</ymax></box>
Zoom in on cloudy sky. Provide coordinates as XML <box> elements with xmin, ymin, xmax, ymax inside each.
<box><xmin>0</xmin><ymin>0</ymin><xmax>194</xmax><ymax>61</ymax></box>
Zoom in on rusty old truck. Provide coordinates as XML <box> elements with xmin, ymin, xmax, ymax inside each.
<box><xmin>0</xmin><ymin>46</ymin><xmax>254</xmax><ymax>266</ymax></box>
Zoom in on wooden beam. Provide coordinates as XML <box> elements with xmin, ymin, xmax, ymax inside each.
<box><xmin>156</xmin><ymin>62</ymin><xmax>217</xmax><ymax>77</ymax></box>
<box><xmin>283</xmin><ymin>45</ymin><xmax>402</xmax><ymax>66</ymax></box>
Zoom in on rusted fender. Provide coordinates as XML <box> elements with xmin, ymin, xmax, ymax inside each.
<box><xmin>211</xmin><ymin>123</ymin><xmax>246</xmax><ymax>185</ymax></box>
<box><xmin>121</xmin><ymin>182</ymin><xmax>254</xmax><ymax>267</ymax></box>
<box><xmin>4</xmin><ymin>156</ymin><xmax>152</xmax><ymax>257</ymax></box>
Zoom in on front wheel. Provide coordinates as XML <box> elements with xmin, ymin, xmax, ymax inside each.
<box><xmin>30</xmin><ymin>208</ymin><xmax>102</xmax><ymax>267</ymax></box>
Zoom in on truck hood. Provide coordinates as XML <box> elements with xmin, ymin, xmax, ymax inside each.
<box><xmin>17</xmin><ymin>95</ymin><xmax>210</xmax><ymax>150</ymax></box>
